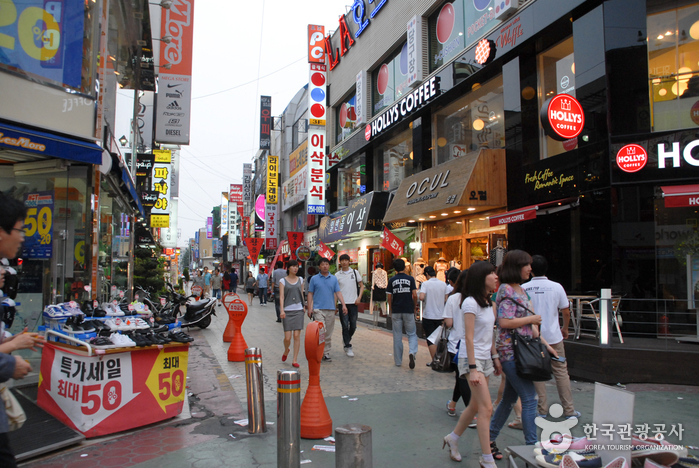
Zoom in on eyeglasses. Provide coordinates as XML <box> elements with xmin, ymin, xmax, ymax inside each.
<box><xmin>12</xmin><ymin>228</ymin><xmax>25</xmax><ymax>237</ymax></box>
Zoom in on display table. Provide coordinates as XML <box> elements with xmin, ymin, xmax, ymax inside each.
<box><xmin>37</xmin><ymin>341</ymin><xmax>190</xmax><ymax>438</ymax></box>
<box><xmin>506</xmin><ymin>445</ymin><xmax>539</xmax><ymax>468</ymax></box>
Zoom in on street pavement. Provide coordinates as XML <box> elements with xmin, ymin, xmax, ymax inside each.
<box><xmin>21</xmin><ymin>292</ymin><xmax>699</xmax><ymax>467</ymax></box>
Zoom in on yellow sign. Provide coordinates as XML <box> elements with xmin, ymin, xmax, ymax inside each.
<box><xmin>153</xmin><ymin>149</ymin><xmax>172</xmax><ymax>163</ymax></box>
<box><xmin>524</xmin><ymin>168</ymin><xmax>575</xmax><ymax>191</ymax></box>
<box><xmin>289</xmin><ymin>140</ymin><xmax>308</xmax><ymax>177</ymax></box>
<box><xmin>309</xmin><ymin>118</ymin><xmax>326</xmax><ymax>126</ymax></box>
<box><xmin>150</xmin><ymin>214</ymin><xmax>170</xmax><ymax>228</ymax></box>
<box><xmin>267</xmin><ymin>155</ymin><xmax>278</xmax><ymax>204</ymax></box>
<box><xmin>145</xmin><ymin>348</ymin><xmax>189</xmax><ymax>413</ymax></box>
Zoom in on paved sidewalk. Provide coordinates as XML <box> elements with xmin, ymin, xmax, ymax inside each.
<box><xmin>21</xmin><ymin>295</ymin><xmax>699</xmax><ymax>467</ymax></box>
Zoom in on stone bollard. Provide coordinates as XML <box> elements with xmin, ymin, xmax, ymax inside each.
<box><xmin>335</xmin><ymin>424</ymin><xmax>372</xmax><ymax>468</ymax></box>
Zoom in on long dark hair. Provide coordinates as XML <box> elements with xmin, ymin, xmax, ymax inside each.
<box><xmin>461</xmin><ymin>261</ymin><xmax>496</xmax><ymax>308</ymax></box>
<box><xmin>451</xmin><ymin>269</ymin><xmax>469</xmax><ymax>298</ymax></box>
<box><xmin>497</xmin><ymin>250</ymin><xmax>532</xmax><ymax>285</ymax></box>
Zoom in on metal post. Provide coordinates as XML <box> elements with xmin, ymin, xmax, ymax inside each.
<box><xmin>245</xmin><ymin>347</ymin><xmax>266</xmax><ymax>434</ymax></box>
<box><xmin>335</xmin><ymin>424</ymin><xmax>373</xmax><ymax>468</ymax></box>
<box><xmin>599</xmin><ymin>288</ymin><xmax>612</xmax><ymax>348</ymax></box>
<box><xmin>277</xmin><ymin>369</ymin><xmax>301</xmax><ymax>468</ymax></box>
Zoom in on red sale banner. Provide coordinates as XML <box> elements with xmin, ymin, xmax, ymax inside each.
<box><xmin>246</xmin><ymin>237</ymin><xmax>264</xmax><ymax>263</ymax></box>
<box><xmin>318</xmin><ymin>241</ymin><xmax>335</xmax><ymax>260</ymax></box>
<box><xmin>381</xmin><ymin>227</ymin><xmax>404</xmax><ymax>257</ymax></box>
<box><xmin>287</xmin><ymin>231</ymin><xmax>305</xmax><ymax>260</ymax></box>
<box><xmin>37</xmin><ymin>342</ymin><xmax>189</xmax><ymax>437</ymax></box>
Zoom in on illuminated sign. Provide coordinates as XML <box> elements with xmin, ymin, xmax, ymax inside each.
<box><xmin>267</xmin><ymin>155</ymin><xmax>278</xmax><ymax>204</ymax></box>
<box><xmin>308</xmin><ymin>25</ymin><xmax>325</xmax><ymax>63</ymax></box>
<box><xmin>307</xmin><ymin>128</ymin><xmax>326</xmax><ymax>215</ymax></box>
<box><xmin>151</xmin><ymin>163</ymin><xmax>171</xmax><ymax>228</ymax></box>
<box><xmin>540</xmin><ymin>94</ymin><xmax>584</xmax><ymax>141</ymax></box>
<box><xmin>260</xmin><ymin>96</ymin><xmax>271</xmax><ymax>150</ymax></box>
<box><xmin>616</xmin><ymin>144</ymin><xmax>647</xmax><ymax>173</ymax></box>
<box><xmin>474</xmin><ymin>39</ymin><xmax>496</xmax><ymax>65</ymax></box>
<box><xmin>308</xmin><ymin>64</ymin><xmax>327</xmax><ymax>126</ymax></box>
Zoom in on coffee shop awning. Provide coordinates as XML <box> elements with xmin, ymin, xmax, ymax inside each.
<box><xmin>319</xmin><ymin>191</ymin><xmax>390</xmax><ymax>244</ymax></box>
<box><xmin>489</xmin><ymin>197</ymin><xmax>579</xmax><ymax>227</ymax></box>
<box><xmin>383</xmin><ymin>149</ymin><xmax>506</xmax><ymax>224</ymax></box>
<box><xmin>661</xmin><ymin>185</ymin><xmax>699</xmax><ymax>208</ymax></box>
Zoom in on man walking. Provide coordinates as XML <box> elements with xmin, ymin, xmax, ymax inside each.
<box><xmin>256</xmin><ymin>268</ymin><xmax>269</xmax><ymax>306</ymax></box>
<box><xmin>230</xmin><ymin>268</ymin><xmax>239</xmax><ymax>293</ymax></box>
<box><xmin>387</xmin><ymin>258</ymin><xmax>418</xmax><ymax>369</ymax></box>
<box><xmin>419</xmin><ymin>266</ymin><xmax>447</xmax><ymax>363</ymax></box>
<box><xmin>522</xmin><ymin>255</ymin><xmax>581</xmax><ymax>419</ymax></box>
<box><xmin>203</xmin><ymin>267</ymin><xmax>212</xmax><ymax>297</ymax></box>
<box><xmin>307</xmin><ymin>257</ymin><xmax>347</xmax><ymax>362</ymax></box>
<box><xmin>271</xmin><ymin>261</ymin><xmax>287</xmax><ymax>323</ymax></box>
<box><xmin>335</xmin><ymin>254</ymin><xmax>364</xmax><ymax>357</ymax></box>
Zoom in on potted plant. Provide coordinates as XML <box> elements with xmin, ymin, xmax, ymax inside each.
<box><xmin>358</xmin><ymin>281</ymin><xmax>371</xmax><ymax>313</ymax></box>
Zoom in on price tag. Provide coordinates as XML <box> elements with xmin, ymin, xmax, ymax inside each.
<box><xmin>160</xmin><ymin>297</ymin><xmax>166</xmax><ymax>306</ymax></box>
<box><xmin>111</xmin><ymin>285</ymin><xmax>117</xmax><ymax>294</ymax></box>
<box><xmin>145</xmin><ymin>305</ymin><xmax>150</xmax><ymax>312</ymax></box>
<box><xmin>119</xmin><ymin>291</ymin><xmax>125</xmax><ymax>298</ymax></box>
<box><xmin>84</xmin><ymin>284</ymin><xmax>91</xmax><ymax>292</ymax></box>
<box><xmin>149</xmin><ymin>317</ymin><xmax>155</xmax><ymax>324</ymax></box>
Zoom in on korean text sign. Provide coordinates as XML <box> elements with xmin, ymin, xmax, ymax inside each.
<box><xmin>150</xmin><ymin>163</ymin><xmax>171</xmax><ymax>228</ymax></box>
<box><xmin>267</xmin><ymin>155</ymin><xmax>278</xmax><ymax>204</ymax></box>
<box><xmin>307</xmin><ymin>128</ymin><xmax>325</xmax><ymax>215</ymax></box>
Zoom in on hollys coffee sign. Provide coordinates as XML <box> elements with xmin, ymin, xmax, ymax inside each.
<box><xmin>616</xmin><ymin>144</ymin><xmax>647</xmax><ymax>173</ymax></box>
<box><xmin>540</xmin><ymin>94</ymin><xmax>584</xmax><ymax>141</ymax></box>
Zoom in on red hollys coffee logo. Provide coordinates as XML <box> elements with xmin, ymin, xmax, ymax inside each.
<box><xmin>616</xmin><ymin>144</ymin><xmax>647</xmax><ymax>173</ymax></box>
<box><xmin>365</xmin><ymin>125</ymin><xmax>372</xmax><ymax>141</ymax></box>
<box><xmin>540</xmin><ymin>94</ymin><xmax>585</xmax><ymax>141</ymax></box>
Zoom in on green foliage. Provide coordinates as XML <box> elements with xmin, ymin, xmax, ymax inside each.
<box><xmin>361</xmin><ymin>282</ymin><xmax>371</xmax><ymax>303</ymax></box>
<box><xmin>183</xmin><ymin>267</ymin><xmax>190</xmax><ymax>282</ymax></box>
<box><xmin>134</xmin><ymin>247</ymin><xmax>166</xmax><ymax>295</ymax></box>
<box><xmin>675</xmin><ymin>231</ymin><xmax>699</xmax><ymax>266</ymax></box>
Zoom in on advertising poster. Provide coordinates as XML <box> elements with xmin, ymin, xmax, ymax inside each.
<box><xmin>267</xmin><ymin>155</ymin><xmax>278</xmax><ymax>204</ymax></box>
<box><xmin>259</xmin><ymin>96</ymin><xmax>272</xmax><ymax>150</ymax></box>
<box><xmin>150</xmin><ymin>163</ymin><xmax>171</xmax><ymax>228</ymax></box>
<box><xmin>206</xmin><ymin>217</ymin><xmax>213</xmax><ymax>239</ymax></box>
<box><xmin>22</xmin><ymin>191</ymin><xmax>54</xmax><ymax>259</ymax></box>
<box><xmin>243</xmin><ymin>164</ymin><xmax>252</xmax><ymax>202</ymax></box>
<box><xmin>265</xmin><ymin>203</ymin><xmax>278</xmax><ymax>250</ymax></box>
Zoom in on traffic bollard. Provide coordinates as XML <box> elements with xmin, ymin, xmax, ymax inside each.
<box><xmin>335</xmin><ymin>424</ymin><xmax>373</xmax><ymax>468</ymax></box>
<box><xmin>225</xmin><ymin>295</ymin><xmax>248</xmax><ymax>360</ymax></box>
<box><xmin>277</xmin><ymin>369</ymin><xmax>301</xmax><ymax>468</ymax></box>
<box><xmin>245</xmin><ymin>347</ymin><xmax>266</xmax><ymax>434</ymax></box>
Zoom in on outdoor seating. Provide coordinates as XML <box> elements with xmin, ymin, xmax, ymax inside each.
<box><xmin>577</xmin><ymin>296</ymin><xmax>624</xmax><ymax>343</ymax></box>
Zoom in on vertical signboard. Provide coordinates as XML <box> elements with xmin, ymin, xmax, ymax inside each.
<box><xmin>254</xmin><ymin>195</ymin><xmax>265</xmax><ymax>232</ymax></box>
<box><xmin>308</xmin><ymin>25</ymin><xmax>325</xmax><ymax>63</ymax></box>
<box><xmin>22</xmin><ymin>192</ymin><xmax>54</xmax><ymax>259</ymax></box>
<box><xmin>243</xmin><ymin>164</ymin><xmax>252</xmax><ymax>203</ymax></box>
<box><xmin>160</xmin><ymin>199</ymin><xmax>178</xmax><ymax>248</ymax></box>
<box><xmin>308</xmin><ymin>64</ymin><xmax>327</xmax><ymax>126</ymax></box>
<box><xmin>356</xmin><ymin>70</ymin><xmax>365</xmax><ymax>126</ymax></box>
<box><xmin>150</xmin><ymin>163</ymin><xmax>171</xmax><ymax>228</ymax></box>
<box><xmin>154</xmin><ymin>0</ymin><xmax>196</xmax><ymax>144</ymax></box>
<box><xmin>229</xmin><ymin>202</ymin><xmax>238</xmax><ymax>242</ymax></box>
<box><xmin>170</xmin><ymin>149</ymin><xmax>180</xmax><ymax>197</ymax></box>
<box><xmin>265</xmin><ymin>202</ymin><xmax>278</xmax><ymax>250</ymax></box>
<box><xmin>259</xmin><ymin>96</ymin><xmax>271</xmax><ymax>150</ymax></box>
<box><xmin>267</xmin><ymin>155</ymin><xmax>278</xmax><ymax>204</ymax></box>
<box><xmin>230</xmin><ymin>184</ymin><xmax>243</xmax><ymax>204</ymax></box>
<box><xmin>406</xmin><ymin>15</ymin><xmax>422</xmax><ymax>87</ymax></box>
<box><xmin>220</xmin><ymin>192</ymin><xmax>229</xmax><ymax>237</ymax></box>
<box><xmin>137</xmin><ymin>91</ymin><xmax>155</xmax><ymax>149</ymax></box>
<box><xmin>307</xmin><ymin>128</ymin><xmax>325</xmax><ymax>215</ymax></box>
<box><xmin>206</xmin><ymin>217</ymin><xmax>213</xmax><ymax>239</ymax></box>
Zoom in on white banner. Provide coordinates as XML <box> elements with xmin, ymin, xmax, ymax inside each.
<box><xmin>137</xmin><ymin>91</ymin><xmax>155</xmax><ymax>149</ymax></box>
<box><xmin>170</xmin><ymin>148</ymin><xmax>180</xmax><ymax>198</ymax></box>
<box><xmin>220</xmin><ymin>192</ymin><xmax>229</xmax><ymax>237</ymax></box>
<box><xmin>356</xmin><ymin>70</ymin><xmax>365</xmax><ymax>126</ymax></box>
<box><xmin>155</xmin><ymin>74</ymin><xmax>191</xmax><ymax>144</ymax></box>
<box><xmin>265</xmin><ymin>202</ymin><xmax>278</xmax><ymax>249</ymax></box>
<box><xmin>228</xmin><ymin>201</ymin><xmax>238</xmax><ymax>242</ymax></box>
<box><xmin>160</xmin><ymin>198</ymin><xmax>178</xmax><ymax>248</ymax></box>
<box><xmin>243</xmin><ymin>163</ymin><xmax>252</xmax><ymax>202</ymax></box>
<box><xmin>307</xmin><ymin>127</ymin><xmax>325</xmax><ymax>215</ymax></box>
<box><xmin>407</xmin><ymin>15</ymin><xmax>423</xmax><ymax>87</ymax></box>
<box><xmin>282</xmin><ymin>165</ymin><xmax>308</xmax><ymax>211</ymax></box>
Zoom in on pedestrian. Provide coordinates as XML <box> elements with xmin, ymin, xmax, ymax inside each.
<box><xmin>230</xmin><ymin>268</ymin><xmax>239</xmax><ymax>293</ymax></box>
<box><xmin>420</xmin><ymin>266</ymin><xmax>447</xmax><ymax>362</ymax></box>
<box><xmin>203</xmin><ymin>267</ymin><xmax>212</xmax><ymax>297</ymax></box>
<box><xmin>443</xmin><ymin>261</ymin><xmax>501</xmax><ymax>465</ymax></box>
<box><xmin>522</xmin><ymin>255</ymin><xmax>581</xmax><ymax>419</ymax></box>
<box><xmin>271</xmin><ymin>261</ymin><xmax>287</xmax><ymax>323</ymax></box>
<box><xmin>489</xmin><ymin>250</ymin><xmax>558</xmax><ymax>452</ymax></box>
<box><xmin>211</xmin><ymin>268</ymin><xmax>222</xmax><ymax>306</ymax></box>
<box><xmin>387</xmin><ymin>258</ymin><xmax>418</xmax><ymax>369</ymax></box>
<box><xmin>256</xmin><ymin>268</ymin><xmax>269</xmax><ymax>306</ymax></box>
<box><xmin>369</xmin><ymin>262</ymin><xmax>388</xmax><ymax>316</ymax></box>
<box><xmin>245</xmin><ymin>271</ymin><xmax>256</xmax><ymax>306</ymax></box>
<box><xmin>222</xmin><ymin>268</ymin><xmax>231</xmax><ymax>293</ymax></box>
<box><xmin>443</xmin><ymin>269</ymin><xmax>472</xmax><ymax>419</ymax></box>
<box><xmin>307</xmin><ymin>257</ymin><xmax>347</xmax><ymax>362</ymax></box>
<box><xmin>279</xmin><ymin>260</ymin><xmax>304</xmax><ymax>368</ymax></box>
<box><xmin>335</xmin><ymin>254</ymin><xmax>364</xmax><ymax>357</ymax></box>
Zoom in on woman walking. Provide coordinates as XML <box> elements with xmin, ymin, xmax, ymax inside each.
<box><xmin>488</xmin><ymin>250</ymin><xmax>557</xmax><ymax>451</ymax></box>
<box><xmin>443</xmin><ymin>261</ymin><xmax>501</xmax><ymax>465</ymax></box>
<box><xmin>245</xmin><ymin>271</ymin><xmax>256</xmax><ymax>306</ymax></box>
<box><xmin>279</xmin><ymin>260</ymin><xmax>305</xmax><ymax>368</ymax></box>
<box><xmin>443</xmin><ymin>269</ymin><xmax>471</xmax><ymax>418</ymax></box>
<box><xmin>370</xmin><ymin>263</ymin><xmax>388</xmax><ymax>315</ymax></box>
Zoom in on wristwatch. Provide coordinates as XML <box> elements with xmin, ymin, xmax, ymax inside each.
<box><xmin>468</xmin><ymin>364</ymin><xmax>477</xmax><ymax>369</ymax></box>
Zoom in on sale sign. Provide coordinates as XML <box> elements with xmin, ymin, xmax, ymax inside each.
<box><xmin>381</xmin><ymin>227</ymin><xmax>404</xmax><ymax>257</ymax></box>
<box><xmin>37</xmin><ymin>343</ymin><xmax>189</xmax><ymax>437</ymax></box>
<box><xmin>540</xmin><ymin>94</ymin><xmax>585</xmax><ymax>141</ymax></box>
<box><xmin>22</xmin><ymin>191</ymin><xmax>54</xmax><ymax>259</ymax></box>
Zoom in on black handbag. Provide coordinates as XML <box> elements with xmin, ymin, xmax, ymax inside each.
<box><xmin>500</xmin><ymin>298</ymin><xmax>552</xmax><ymax>382</ymax></box>
<box><xmin>430</xmin><ymin>325</ymin><xmax>452</xmax><ymax>373</ymax></box>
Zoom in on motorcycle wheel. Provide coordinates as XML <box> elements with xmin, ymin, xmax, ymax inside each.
<box><xmin>197</xmin><ymin>315</ymin><xmax>212</xmax><ymax>329</ymax></box>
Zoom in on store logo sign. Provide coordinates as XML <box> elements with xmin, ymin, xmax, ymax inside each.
<box><xmin>616</xmin><ymin>144</ymin><xmax>647</xmax><ymax>173</ymax></box>
<box><xmin>658</xmin><ymin>140</ymin><xmax>699</xmax><ymax>168</ymax></box>
<box><xmin>540</xmin><ymin>94</ymin><xmax>584</xmax><ymax>141</ymax></box>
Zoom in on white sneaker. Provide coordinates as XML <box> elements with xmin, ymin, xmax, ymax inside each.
<box><xmin>345</xmin><ymin>347</ymin><xmax>354</xmax><ymax>357</ymax></box>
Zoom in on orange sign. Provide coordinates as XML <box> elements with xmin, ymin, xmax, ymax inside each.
<box><xmin>308</xmin><ymin>25</ymin><xmax>325</xmax><ymax>63</ymax></box>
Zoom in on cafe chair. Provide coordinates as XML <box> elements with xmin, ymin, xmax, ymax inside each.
<box><xmin>576</xmin><ymin>296</ymin><xmax>624</xmax><ymax>343</ymax></box>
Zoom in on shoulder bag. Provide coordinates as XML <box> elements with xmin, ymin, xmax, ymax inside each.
<box><xmin>430</xmin><ymin>325</ymin><xmax>452</xmax><ymax>373</ymax></box>
<box><xmin>499</xmin><ymin>297</ymin><xmax>552</xmax><ymax>382</ymax></box>
<box><xmin>0</xmin><ymin>384</ymin><xmax>26</xmax><ymax>431</ymax></box>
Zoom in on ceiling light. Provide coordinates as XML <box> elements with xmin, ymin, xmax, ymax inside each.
<box><xmin>657</xmin><ymin>34</ymin><xmax>664</xmax><ymax>40</ymax></box>
<box><xmin>453</xmin><ymin>210</ymin><xmax>461</xmax><ymax>214</ymax></box>
<box><xmin>473</xmin><ymin>119</ymin><xmax>485</xmax><ymax>131</ymax></box>
<box><xmin>429</xmin><ymin>215</ymin><xmax>436</xmax><ymax>219</ymax></box>
<box><xmin>441</xmin><ymin>213</ymin><xmax>448</xmax><ymax>216</ymax></box>
<box><xmin>467</xmin><ymin>207</ymin><xmax>476</xmax><ymax>211</ymax></box>
<box><xmin>418</xmin><ymin>218</ymin><xmax>425</xmax><ymax>221</ymax></box>
<box><xmin>408</xmin><ymin>220</ymin><xmax>415</xmax><ymax>223</ymax></box>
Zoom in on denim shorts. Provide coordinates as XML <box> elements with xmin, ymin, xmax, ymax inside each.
<box><xmin>457</xmin><ymin>357</ymin><xmax>494</xmax><ymax>378</ymax></box>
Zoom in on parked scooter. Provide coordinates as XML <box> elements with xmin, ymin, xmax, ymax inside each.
<box><xmin>162</xmin><ymin>283</ymin><xmax>216</xmax><ymax>329</ymax></box>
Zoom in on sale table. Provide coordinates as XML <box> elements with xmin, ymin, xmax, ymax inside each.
<box><xmin>37</xmin><ymin>341</ymin><xmax>189</xmax><ymax>438</ymax></box>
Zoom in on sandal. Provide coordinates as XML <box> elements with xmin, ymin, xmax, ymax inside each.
<box><xmin>508</xmin><ymin>418</ymin><xmax>523</xmax><ymax>430</ymax></box>
<box><xmin>490</xmin><ymin>441</ymin><xmax>503</xmax><ymax>460</ymax></box>
<box><xmin>282</xmin><ymin>349</ymin><xmax>290</xmax><ymax>362</ymax></box>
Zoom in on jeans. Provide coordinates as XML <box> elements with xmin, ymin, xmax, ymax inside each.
<box><xmin>213</xmin><ymin>289</ymin><xmax>221</xmax><ymax>300</ymax></box>
<box><xmin>274</xmin><ymin>292</ymin><xmax>281</xmax><ymax>320</ymax></box>
<box><xmin>490</xmin><ymin>360</ymin><xmax>539</xmax><ymax>445</ymax></box>
<box><xmin>259</xmin><ymin>287</ymin><xmax>267</xmax><ymax>304</ymax></box>
<box><xmin>339</xmin><ymin>304</ymin><xmax>358</xmax><ymax>348</ymax></box>
<box><xmin>391</xmin><ymin>313</ymin><xmax>418</xmax><ymax>366</ymax></box>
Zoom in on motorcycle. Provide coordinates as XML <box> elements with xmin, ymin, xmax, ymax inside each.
<box><xmin>162</xmin><ymin>283</ymin><xmax>216</xmax><ymax>329</ymax></box>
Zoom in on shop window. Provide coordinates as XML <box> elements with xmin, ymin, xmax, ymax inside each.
<box><xmin>374</xmin><ymin>128</ymin><xmax>413</xmax><ymax>192</ymax></box>
<box><xmin>648</xmin><ymin>3</ymin><xmax>699</xmax><ymax>132</ymax></box>
<box><xmin>98</xmin><ymin>183</ymin><xmax>130</xmax><ymax>301</ymax></box>
<box><xmin>292</xmin><ymin>117</ymin><xmax>307</xmax><ymax>150</ymax></box>
<box><xmin>338</xmin><ymin>155</ymin><xmax>366</xmax><ymax>208</ymax></box>
<box><xmin>336</xmin><ymin>93</ymin><xmax>358</xmax><ymax>144</ymax></box>
<box><xmin>372</xmin><ymin>42</ymin><xmax>410</xmax><ymax>117</ymax></box>
<box><xmin>537</xmin><ymin>37</ymin><xmax>576</xmax><ymax>159</ymax></box>
<box><xmin>429</xmin><ymin>219</ymin><xmax>464</xmax><ymax>239</ymax></box>
<box><xmin>432</xmin><ymin>75</ymin><xmax>504</xmax><ymax>165</ymax></box>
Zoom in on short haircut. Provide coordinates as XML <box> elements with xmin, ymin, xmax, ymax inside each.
<box><xmin>339</xmin><ymin>253</ymin><xmax>350</xmax><ymax>262</ymax></box>
<box><xmin>447</xmin><ymin>268</ymin><xmax>461</xmax><ymax>284</ymax></box>
<box><xmin>498</xmin><ymin>250</ymin><xmax>532</xmax><ymax>285</ymax></box>
<box><xmin>287</xmin><ymin>260</ymin><xmax>299</xmax><ymax>268</ymax></box>
<box><xmin>461</xmin><ymin>261</ymin><xmax>496</xmax><ymax>307</ymax></box>
<box><xmin>318</xmin><ymin>257</ymin><xmax>330</xmax><ymax>265</ymax></box>
<box><xmin>275</xmin><ymin>261</ymin><xmax>283</xmax><ymax>269</ymax></box>
<box><xmin>531</xmin><ymin>255</ymin><xmax>548</xmax><ymax>276</ymax></box>
<box><xmin>424</xmin><ymin>266</ymin><xmax>436</xmax><ymax>277</ymax></box>
<box><xmin>392</xmin><ymin>258</ymin><xmax>405</xmax><ymax>272</ymax></box>
<box><xmin>376</xmin><ymin>262</ymin><xmax>383</xmax><ymax>269</ymax></box>
<box><xmin>0</xmin><ymin>193</ymin><xmax>26</xmax><ymax>234</ymax></box>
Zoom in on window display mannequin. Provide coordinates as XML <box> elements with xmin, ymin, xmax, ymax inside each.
<box><xmin>370</xmin><ymin>262</ymin><xmax>388</xmax><ymax>316</ymax></box>
<box><xmin>401</xmin><ymin>257</ymin><xmax>411</xmax><ymax>276</ymax></box>
<box><xmin>413</xmin><ymin>257</ymin><xmax>427</xmax><ymax>289</ymax></box>
<box><xmin>434</xmin><ymin>256</ymin><xmax>449</xmax><ymax>282</ymax></box>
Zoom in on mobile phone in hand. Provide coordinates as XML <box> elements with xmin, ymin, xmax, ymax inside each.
<box><xmin>551</xmin><ymin>355</ymin><xmax>566</xmax><ymax>363</ymax></box>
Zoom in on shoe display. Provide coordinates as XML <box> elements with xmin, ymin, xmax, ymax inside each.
<box><xmin>409</xmin><ymin>353</ymin><xmax>415</xmax><ymax>369</ymax></box>
<box><xmin>442</xmin><ymin>434</ymin><xmax>461</xmax><ymax>462</ymax></box>
<box><xmin>535</xmin><ymin>437</ymin><xmax>592</xmax><ymax>456</ymax></box>
<box><xmin>536</xmin><ymin>451</ymin><xmax>601</xmax><ymax>468</ymax></box>
<box><xmin>446</xmin><ymin>400</ymin><xmax>456</xmax><ymax>417</ymax></box>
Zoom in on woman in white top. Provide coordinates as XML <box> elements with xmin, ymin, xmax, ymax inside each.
<box><xmin>369</xmin><ymin>263</ymin><xmax>388</xmax><ymax>316</ymax></box>
<box><xmin>443</xmin><ymin>269</ymin><xmax>471</xmax><ymax>417</ymax></box>
<box><xmin>279</xmin><ymin>260</ymin><xmax>305</xmax><ymax>368</ymax></box>
<box><xmin>443</xmin><ymin>261</ymin><xmax>501</xmax><ymax>467</ymax></box>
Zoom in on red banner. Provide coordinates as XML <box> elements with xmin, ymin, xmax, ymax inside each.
<box><xmin>37</xmin><ymin>343</ymin><xmax>189</xmax><ymax>438</ymax></box>
<box><xmin>381</xmin><ymin>227</ymin><xmax>404</xmax><ymax>257</ymax></box>
<box><xmin>246</xmin><ymin>237</ymin><xmax>264</xmax><ymax>263</ymax></box>
<box><xmin>318</xmin><ymin>241</ymin><xmax>335</xmax><ymax>260</ymax></box>
<box><xmin>288</xmin><ymin>232</ymin><xmax>305</xmax><ymax>260</ymax></box>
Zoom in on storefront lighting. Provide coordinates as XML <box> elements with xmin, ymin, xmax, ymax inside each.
<box><xmin>418</xmin><ymin>218</ymin><xmax>425</xmax><ymax>221</ymax></box>
<box><xmin>521</xmin><ymin>87</ymin><xmax>536</xmax><ymax>100</ymax></box>
<box><xmin>467</xmin><ymin>208</ymin><xmax>476</xmax><ymax>211</ymax></box>
<box><xmin>473</xmin><ymin>119</ymin><xmax>485</xmax><ymax>131</ymax></box>
<box><xmin>437</xmin><ymin>137</ymin><xmax>447</xmax><ymax>147</ymax></box>
<box><xmin>409</xmin><ymin>151</ymin><xmax>413</xmax><ymax>160</ymax></box>
<box><xmin>409</xmin><ymin>242</ymin><xmax>420</xmax><ymax>250</ymax></box>
<box><xmin>657</xmin><ymin>34</ymin><xmax>664</xmax><ymax>40</ymax></box>
<box><xmin>582</xmin><ymin>135</ymin><xmax>589</xmax><ymax>142</ymax></box>
<box><xmin>408</xmin><ymin>219</ymin><xmax>415</xmax><ymax>223</ymax></box>
<box><xmin>453</xmin><ymin>210</ymin><xmax>461</xmax><ymax>214</ymax></box>
<box><xmin>441</xmin><ymin>213</ymin><xmax>448</xmax><ymax>216</ymax></box>
<box><xmin>429</xmin><ymin>215</ymin><xmax>436</xmax><ymax>219</ymax></box>
<box><xmin>659</xmin><ymin>88</ymin><xmax>668</xmax><ymax>96</ymax></box>
<box><xmin>472</xmin><ymin>83</ymin><xmax>481</xmax><ymax>91</ymax></box>
<box><xmin>119</xmin><ymin>135</ymin><xmax>128</xmax><ymax>146</ymax></box>
<box><xmin>339</xmin><ymin>243</ymin><xmax>343</xmax><ymax>246</ymax></box>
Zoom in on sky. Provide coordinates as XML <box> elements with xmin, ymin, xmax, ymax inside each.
<box><xmin>116</xmin><ymin>0</ymin><xmax>349</xmax><ymax>247</ymax></box>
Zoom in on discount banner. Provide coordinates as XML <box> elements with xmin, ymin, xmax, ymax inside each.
<box><xmin>37</xmin><ymin>343</ymin><xmax>189</xmax><ymax>437</ymax></box>
<box><xmin>22</xmin><ymin>191</ymin><xmax>54</xmax><ymax>259</ymax></box>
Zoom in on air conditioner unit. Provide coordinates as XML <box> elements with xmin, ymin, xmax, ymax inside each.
<box><xmin>13</xmin><ymin>159</ymin><xmax>68</xmax><ymax>176</ymax></box>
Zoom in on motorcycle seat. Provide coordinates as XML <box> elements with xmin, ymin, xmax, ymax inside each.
<box><xmin>187</xmin><ymin>299</ymin><xmax>211</xmax><ymax>314</ymax></box>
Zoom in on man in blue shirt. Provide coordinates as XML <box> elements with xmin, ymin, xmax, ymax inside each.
<box><xmin>203</xmin><ymin>267</ymin><xmax>212</xmax><ymax>297</ymax></box>
<box><xmin>256</xmin><ymin>268</ymin><xmax>269</xmax><ymax>306</ymax></box>
<box><xmin>387</xmin><ymin>258</ymin><xmax>418</xmax><ymax>369</ymax></box>
<box><xmin>307</xmin><ymin>257</ymin><xmax>347</xmax><ymax>362</ymax></box>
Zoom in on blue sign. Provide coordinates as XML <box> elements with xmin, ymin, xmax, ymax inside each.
<box><xmin>22</xmin><ymin>191</ymin><xmax>54</xmax><ymax>259</ymax></box>
<box><xmin>0</xmin><ymin>0</ymin><xmax>86</xmax><ymax>90</ymax></box>
<box><xmin>0</xmin><ymin>122</ymin><xmax>102</xmax><ymax>164</ymax></box>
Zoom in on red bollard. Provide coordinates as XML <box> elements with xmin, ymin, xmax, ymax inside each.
<box><xmin>224</xmin><ymin>294</ymin><xmax>248</xmax><ymax>361</ymax></box>
<box><xmin>222</xmin><ymin>292</ymin><xmax>241</xmax><ymax>342</ymax></box>
<box><xmin>300</xmin><ymin>320</ymin><xmax>332</xmax><ymax>439</ymax></box>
